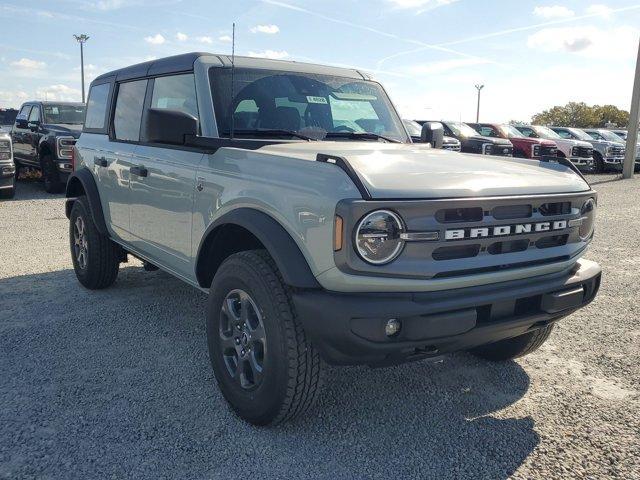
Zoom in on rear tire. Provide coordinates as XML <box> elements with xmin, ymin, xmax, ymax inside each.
<box><xmin>206</xmin><ymin>250</ymin><xmax>323</xmax><ymax>426</ymax></box>
<box><xmin>41</xmin><ymin>154</ymin><xmax>64</xmax><ymax>193</ymax></box>
<box><xmin>470</xmin><ymin>325</ymin><xmax>554</xmax><ymax>361</ymax></box>
<box><xmin>69</xmin><ymin>196</ymin><xmax>120</xmax><ymax>289</ymax></box>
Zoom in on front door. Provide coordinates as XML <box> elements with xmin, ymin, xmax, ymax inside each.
<box><xmin>11</xmin><ymin>105</ymin><xmax>32</xmax><ymax>162</ymax></box>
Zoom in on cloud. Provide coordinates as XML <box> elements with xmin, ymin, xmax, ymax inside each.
<box><xmin>219</xmin><ymin>35</ymin><xmax>232</xmax><ymax>42</ymax></box>
<box><xmin>144</xmin><ymin>34</ymin><xmax>165</xmax><ymax>45</ymax></box>
<box><xmin>0</xmin><ymin>90</ymin><xmax>29</xmax><ymax>108</ymax></box>
<box><xmin>94</xmin><ymin>0</ymin><xmax>125</xmax><ymax>9</ymax></box>
<box><xmin>248</xmin><ymin>50</ymin><xmax>289</xmax><ymax>59</ymax></box>
<box><xmin>197</xmin><ymin>36</ymin><xmax>213</xmax><ymax>44</ymax></box>
<box><xmin>406</xmin><ymin>58</ymin><xmax>491</xmax><ymax>75</ymax></box>
<box><xmin>35</xmin><ymin>84</ymin><xmax>81</xmax><ymax>102</ymax></box>
<box><xmin>250</xmin><ymin>24</ymin><xmax>279</xmax><ymax>34</ymax></box>
<box><xmin>586</xmin><ymin>4</ymin><xmax>614</xmax><ymax>19</ymax></box>
<box><xmin>11</xmin><ymin>58</ymin><xmax>46</xmax><ymax>69</ymax></box>
<box><xmin>527</xmin><ymin>25</ymin><xmax>639</xmax><ymax>58</ymax></box>
<box><xmin>533</xmin><ymin>5</ymin><xmax>575</xmax><ymax>18</ymax></box>
<box><xmin>176</xmin><ymin>32</ymin><xmax>188</xmax><ymax>41</ymax></box>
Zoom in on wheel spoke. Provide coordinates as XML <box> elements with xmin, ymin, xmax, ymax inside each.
<box><xmin>219</xmin><ymin>334</ymin><xmax>237</xmax><ymax>351</ymax></box>
<box><xmin>247</xmin><ymin>349</ymin><xmax>263</xmax><ymax>385</ymax></box>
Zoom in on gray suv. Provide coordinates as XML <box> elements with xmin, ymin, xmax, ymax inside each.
<box><xmin>67</xmin><ymin>53</ymin><xmax>601</xmax><ymax>425</ymax></box>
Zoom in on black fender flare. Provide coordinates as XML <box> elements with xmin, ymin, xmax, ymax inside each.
<box><xmin>65</xmin><ymin>167</ymin><xmax>109</xmax><ymax>236</ymax></box>
<box><xmin>196</xmin><ymin>208</ymin><xmax>320</xmax><ymax>289</ymax></box>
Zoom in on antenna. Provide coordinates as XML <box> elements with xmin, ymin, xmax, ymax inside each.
<box><xmin>230</xmin><ymin>22</ymin><xmax>236</xmax><ymax>140</ymax></box>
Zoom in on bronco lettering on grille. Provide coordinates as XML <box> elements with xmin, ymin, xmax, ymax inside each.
<box><xmin>445</xmin><ymin>220</ymin><xmax>568</xmax><ymax>240</ymax></box>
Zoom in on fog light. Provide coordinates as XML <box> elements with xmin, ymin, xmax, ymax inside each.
<box><xmin>385</xmin><ymin>319</ymin><xmax>401</xmax><ymax>337</ymax></box>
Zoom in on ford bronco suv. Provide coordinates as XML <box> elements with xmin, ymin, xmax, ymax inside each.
<box><xmin>67</xmin><ymin>53</ymin><xmax>601</xmax><ymax>425</ymax></box>
<box><xmin>0</xmin><ymin>131</ymin><xmax>15</xmax><ymax>199</ymax></box>
<box><xmin>514</xmin><ymin>124</ymin><xmax>594</xmax><ymax>172</ymax></box>
<box><xmin>551</xmin><ymin>126</ymin><xmax>625</xmax><ymax>173</ymax></box>
<box><xmin>12</xmin><ymin>101</ymin><xmax>85</xmax><ymax>193</ymax></box>
<box><xmin>468</xmin><ymin>123</ymin><xmax>558</xmax><ymax>160</ymax></box>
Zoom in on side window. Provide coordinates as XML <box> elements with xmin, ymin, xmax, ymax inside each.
<box><xmin>28</xmin><ymin>106</ymin><xmax>41</xmax><ymax>122</ymax></box>
<box><xmin>151</xmin><ymin>74</ymin><xmax>198</xmax><ymax>119</ymax></box>
<box><xmin>479</xmin><ymin>126</ymin><xmax>496</xmax><ymax>137</ymax></box>
<box><xmin>17</xmin><ymin>105</ymin><xmax>31</xmax><ymax>121</ymax></box>
<box><xmin>556</xmin><ymin>130</ymin><xmax>572</xmax><ymax>139</ymax></box>
<box><xmin>85</xmin><ymin>83</ymin><xmax>111</xmax><ymax>130</ymax></box>
<box><xmin>518</xmin><ymin>127</ymin><xmax>534</xmax><ymax>138</ymax></box>
<box><xmin>113</xmin><ymin>79</ymin><xmax>147</xmax><ymax>142</ymax></box>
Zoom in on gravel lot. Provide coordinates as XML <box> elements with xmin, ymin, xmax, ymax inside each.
<box><xmin>1</xmin><ymin>175</ymin><xmax>639</xmax><ymax>479</ymax></box>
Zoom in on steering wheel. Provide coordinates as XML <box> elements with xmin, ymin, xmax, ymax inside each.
<box><xmin>330</xmin><ymin>125</ymin><xmax>356</xmax><ymax>133</ymax></box>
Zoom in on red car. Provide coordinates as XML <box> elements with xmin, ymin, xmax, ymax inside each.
<box><xmin>468</xmin><ymin>123</ymin><xmax>558</xmax><ymax>159</ymax></box>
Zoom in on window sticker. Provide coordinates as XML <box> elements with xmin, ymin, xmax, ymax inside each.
<box><xmin>306</xmin><ymin>96</ymin><xmax>327</xmax><ymax>104</ymax></box>
<box><xmin>331</xmin><ymin>92</ymin><xmax>378</xmax><ymax>101</ymax></box>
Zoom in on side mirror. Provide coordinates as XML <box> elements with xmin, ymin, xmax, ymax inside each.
<box><xmin>15</xmin><ymin>118</ymin><xmax>28</xmax><ymax>129</ymax></box>
<box><xmin>421</xmin><ymin>122</ymin><xmax>444</xmax><ymax>149</ymax></box>
<box><xmin>144</xmin><ymin>108</ymin><xmax>198</xmax><ymax>145</ymax></box>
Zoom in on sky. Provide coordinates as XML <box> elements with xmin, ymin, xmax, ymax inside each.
<box><xmin>0</xmin><ymin>0</ymin><xmax>639</xmax><ymax>122</ymax></box>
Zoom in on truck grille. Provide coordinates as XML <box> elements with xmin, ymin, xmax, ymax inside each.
<box><xmin>442</xmin><ymin>143</ymin><xmax>461</xmax><ymax>152</ymax></box>
<box><xmin>577</xmin><ymin>146</ymin><xmax>593</xmax><ymax>158</ymax></box>
<box><xmin>610</xmin><ymin>146</ymin><xmax>624</xmax><ymax>156</ymax></box>
<box><xmin>540</xmin><ymin>145</ymin><xmax>557</xmax><ymax>157</ymax></box>
<box><xmin>492</xmin><ymin>145</ymin><xmax>513</xmax><ymax>157</ymax></box>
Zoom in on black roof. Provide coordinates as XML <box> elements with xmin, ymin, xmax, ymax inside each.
<box><xmin>93</xmin><ymin>52</ymin><xmax>208</xmax><ymax>83</ymax></box>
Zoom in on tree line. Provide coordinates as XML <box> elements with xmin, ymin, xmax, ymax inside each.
<box><xmin>511</xmin><ymin>102</ymin><xmax>630</xmax><ymax>128</ymax></box>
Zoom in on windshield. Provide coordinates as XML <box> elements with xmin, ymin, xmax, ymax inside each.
<box><xmin>499</xmin><ymin>125</ymin><xmax>525</xmax><ymax>138</ymax></box>
<box><xmin>597</xmin><ymin>130</ymin><xmax>625</xmax><ymax>142</ymax></box>
<box><xmin>403</xmin><ymin>119</ymin><xmax>422</xmax><ymax>136</ymax></box>
<box><xmin>446</xmin><ymin>121</ymin><xmax>479</xmax><ymax>138</ymax></box>
<box><xmin>209</xmin><ymin>68</ymin><xmax>408</xmax><ymax>142</ymax></box>
<box><xmin>569</xmin><ymin>128</ymin><xmax>594</xmax><ymax>141</ymax></box>
<box><xmin>534</xmin><ymin>126</ymin><xmax>561</xmax><ymax>139</ymax></box>
<box><xmin>43</xmin><ymin>104</ymin><xmax>85</xmax><ymax>124</ymax></box>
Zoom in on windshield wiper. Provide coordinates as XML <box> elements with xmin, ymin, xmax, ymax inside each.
<box><xmin>323</xmin><ymin>131</ymin><xmax>402</xmax><ymax>143</ymax></box>
<box><xmin>223</xmin><ymin>128</ymin><xmax>316</xmax><ymax>141</ymax></box>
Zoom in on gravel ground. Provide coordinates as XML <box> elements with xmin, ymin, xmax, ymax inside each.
<box><xmin>1</xmin><ymin>175</ymin><xmax>639</xmax><ymax>480</ymax></box>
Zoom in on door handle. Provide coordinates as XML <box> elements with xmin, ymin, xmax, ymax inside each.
<box><xmin>130</xmin><ymin>165</ymin><xmax>148</xmax><ymax>177</ymax></box>
<box><xmin>94</xmin><ymin>157</ymin><xmax>108</xmax><ymax>167</ymax></box>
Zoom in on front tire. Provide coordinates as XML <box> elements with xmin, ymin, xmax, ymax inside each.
<box><xmin>206</xmin><ymin>250</ymin><xmax>323</xmax><ymax>426</ymax></box>
<box><xmin>593</xmin><ymin>152</ymin><xmax>605</xmax><ymax>174</ymax></box>
<box><xmin>41</xmin><ymin>154</ymin><xmax>64</xmax><ymax>193</ymax></box>
<box><xmin>69</xmin><ymin>196</ymin><xmax>120</xmax><ymax>289</ymax></box>
<box><xmin>470</xmin><ymin>325</ymin><xmax>554</xmax><ymax>361</ymax></box>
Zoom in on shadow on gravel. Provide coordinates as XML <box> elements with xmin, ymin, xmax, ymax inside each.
<box><xmin>3</xmin><ymin>178</ymin><xmax>65</xmax><ymax>202</ymax></box>
<box><xmin>0</xmin><ymin>266</ymin><xmax>537</xmax><ymax>479</ymax></box>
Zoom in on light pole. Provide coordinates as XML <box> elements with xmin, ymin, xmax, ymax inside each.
<box><xmin>73</xmin><ymin>34</ymin><xmax>89</xmax><ymax>103</ymax></box>
<box><xmin>475</xmin><ymin>84</ymin><xmax>484</xmax><ymax>123</ymax></box>
<box><xmin>623</xmin><ymin>39</ymin><xmax>640</xmax><ymax>179</ymax></box>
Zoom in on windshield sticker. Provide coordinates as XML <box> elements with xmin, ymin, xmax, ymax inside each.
<box><xmin>331</xmin><ymin>92</ymin><xmax>378</xmax><ymax>101</ymax></box>
<box><xmin>46</xmin><ymin>107</ymin><xmax>60</xmax><ymax>114</ymax></box>
<box><xmin>306</xmin><ymin>96</ymin><xmax>328</xmax><ymax>104</ymax></box>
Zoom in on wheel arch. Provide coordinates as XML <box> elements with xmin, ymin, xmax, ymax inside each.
<box><xmin>65</xmin><ymin>167</ymin><xmax>109</xmax><ymax>236</ymax></box>
<box><xmin>196</xmin><ymin>208</ymin><xmax>320</xmax><ymax>290</ymax></box>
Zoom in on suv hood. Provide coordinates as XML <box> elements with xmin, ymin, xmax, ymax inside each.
<box><xmin>258</xmin><ymin>142</ymin><xmax>589</xmax><ymax>199</ymax></box>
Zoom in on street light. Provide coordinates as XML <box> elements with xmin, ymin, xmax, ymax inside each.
<box><xmin>73</xmin><ymin>34</ymin><xmax>89</xmax><ymax>103</ymax></box>
<box><xmin>475</xmin><ymin>84</ymin><xmax>484</xmax><ymax>123</ymax></box>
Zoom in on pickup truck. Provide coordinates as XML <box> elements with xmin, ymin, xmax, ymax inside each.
<box><xmin>551</xmin><ymin>126</ymin><xmax>625</xmax><ymax>173</ymax></box>
<box><xmin>582</xmin><ymin>128</ymin><xmax>640</xmax><ymax>173</ymax></box>
<box><xmin>513</xmin><ymin>125</ymin><xmax>594</xmax><ymax>171</ymax></box>
<box><xmin>468</xmin><ymin>123</ymin><xmax>558</xmax><ymax>160</ymax></box>
<box><xmin>12</xmin><ymin>101</ymin><xmax>85</xmax><ymax>192</ymax></box>
<box><xmin>403</xmin><ymin>119</ymin><xmax>461</xmax><ymax>151</ymax></box>
<box><xmin>420</xmin><ymin>120</ymin><xmax>514</xmax><ymax>156</ymax></box>
<box><xmin>67</xmin><ymin>52</ymin><xmax>601</xmax><ymax>425</ymax></box>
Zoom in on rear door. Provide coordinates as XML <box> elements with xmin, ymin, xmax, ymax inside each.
<box><xmin>128</xmin><ymin>73</ymin><xmax>203</xmax><ymax>277</ymax></box>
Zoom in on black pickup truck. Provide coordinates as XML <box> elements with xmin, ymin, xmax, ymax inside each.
<box><xmin>12</xmin><ymin>101</ymin><xmax>85</xmax><ymax>192</ymax></box>
<box><xmin>417</xmin><ymin>120</ymin><xmax>514</xmax><ymax>157</ymax></box>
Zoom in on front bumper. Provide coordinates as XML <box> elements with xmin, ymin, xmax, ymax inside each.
<box><xmin>569</xmin><ymin>157</ymin><xmax>594</xmax><ymax>169</ymax></box>
<box><xmin>293</xmin><ymin>259</ymin><xmax>601</xmax><ymax>366</ymax></box>
<box><xmin>0</xmin><ymin>163</ymin><xmax>15</xmax><ymax>189</ymax></box>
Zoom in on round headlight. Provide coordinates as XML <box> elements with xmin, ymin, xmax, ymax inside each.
<box><xmin>579</xmin><ymin>198</ymin><xmax>596</xmax><ymax>240</ymax></box>
<box><xmin>355</xmin><ymin>210</ymin><xmax>404</xmax><ymax>265</ymax></box>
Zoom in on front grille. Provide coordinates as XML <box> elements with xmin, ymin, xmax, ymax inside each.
<box><xmin>540</xmin><ymin>145</ymin><xmax>557</xmax><ymax>156</ymax></box>
<box><xmin>610</xmin><ymin>146</ymin><xmax>624</xmax><ymax>156</ymax></box>
<box><xmin>577</xmin><ymin>146</ymin><xmax>593</xmax><ymax>158</ymax></box>
<box><xmin>337</xmin><ymin>192</ymin><xmax>594</xmax><ymax>280</ymax></box>
<box><xmin>493</xmin><ymin>145</ymin><xmax>513</xmax><ymax>157</ymax></box>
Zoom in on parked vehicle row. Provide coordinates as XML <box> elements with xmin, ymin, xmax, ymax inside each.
<box><xmin>61</xmin><ymin>52</ymin><xmax>601</xmax><ymax>425</ymax></box>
